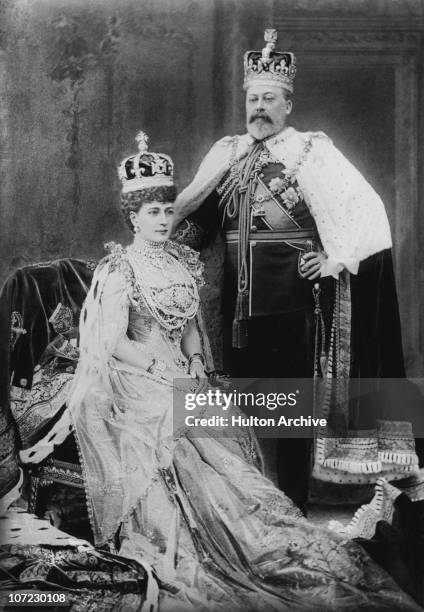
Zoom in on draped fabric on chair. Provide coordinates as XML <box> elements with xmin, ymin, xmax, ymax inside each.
<box><xmin>0</xmin><ymin>259</ymin><xmax>94</xmax><ymax>500</ymax></box>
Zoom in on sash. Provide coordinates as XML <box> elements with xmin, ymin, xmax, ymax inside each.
<box><xmin>250</xmin><ymin>177</ymin><xmax>301</xmax><ymax>231</ymax></box>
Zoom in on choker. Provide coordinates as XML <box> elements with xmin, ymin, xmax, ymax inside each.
<box><xmin>128</xmin><ymin>239</ymin><xmax>167</xmax><ymax>260</ymax></box>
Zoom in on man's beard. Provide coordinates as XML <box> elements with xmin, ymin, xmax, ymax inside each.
<box><xmin>247</xmin><ymin>112</ymin><xmax>276</xmax><ymax>140</ymax></box>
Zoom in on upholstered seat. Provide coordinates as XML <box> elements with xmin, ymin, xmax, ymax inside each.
<box><xmin>0</xmin><ymin>258</ymin><xmax>95</xmax><ymax>537</ymax></box>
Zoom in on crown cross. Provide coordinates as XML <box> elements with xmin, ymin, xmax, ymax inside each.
<box><xmin>262</xmin><ymin>28</ymin><xmax>277</xmax><ymax>62</ymax></box>
<box><xmin>135</xmin><ymin>131</ymin><xmax>149</xmax><ymax>153</ymax></box>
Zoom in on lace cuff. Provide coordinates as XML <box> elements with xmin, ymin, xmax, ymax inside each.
<box><xmin>320</xmin><ymin>258</ymin><xmax>344</xmax><ymax>279</ymax></box>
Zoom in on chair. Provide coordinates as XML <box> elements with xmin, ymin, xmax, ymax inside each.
<box><xmin>1</xmin><ymin>258</ymin><xmax>95</xmax><ymax>539</ymax></box>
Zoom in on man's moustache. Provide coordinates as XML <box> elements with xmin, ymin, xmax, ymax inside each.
<box><xmin>249</xmin><ymin>113</ymin><xmax>273</xmax><ymax>124</ymax></box>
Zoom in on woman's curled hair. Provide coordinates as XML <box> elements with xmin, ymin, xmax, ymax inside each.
<box><xmin>121</xmin><ymin>186</ymin><xmax>177</xmax><ymax>231</ymax></box>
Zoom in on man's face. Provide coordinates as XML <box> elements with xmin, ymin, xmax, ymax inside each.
<box><xmin>245</xmin><ymin>84</ymin><xmax>292</xmax><ymax>140</ymax></box>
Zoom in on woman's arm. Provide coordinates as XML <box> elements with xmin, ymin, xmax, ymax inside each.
<box><xmin>113</xmin><ymin>337</ymin><xmax>154</xmax><ymax>371</ymax></box>
<box><xmin>181</xmin><ymin>318</ymin><xmax>203</xmax><ymax>359</ymax></box>
<box><xmin>181</xmin><ymin>318</ymin><xmax>208</xmax><ymax>392</ymax></box>
<box><xmin>100</xmin><ymin>268</ymin><xmax>162</xmax><ymax>376</ymax></box>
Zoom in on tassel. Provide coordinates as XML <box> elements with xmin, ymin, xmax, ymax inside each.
<box><xmin>240</xmin><ymin>289</ymin><xmax>250</xmax><ymax>318</ymax></box>
<box><xmin>232</xmin><ymin>290</ymin><xmax>249</xmax><ymax>348</ymax></box>
<box><xmin>313</xmin><ymin>283</ymin><xmax>327</xmax><ymax>377</ymax></box>
<box><xmin>320</xmin><ymin>353</ymin><xmax>328</xmax><ymax>377</ymax></box>
<box><xmin>232</xmin><ymin>318</ymin><xmax>248</xmax><ymax>349</ymax></box>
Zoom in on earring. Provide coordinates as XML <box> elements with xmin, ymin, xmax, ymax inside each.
<box><xmin>133</xmin><ymin>224</ymin><xmax>140</xmax><ymax>233</ymax></box>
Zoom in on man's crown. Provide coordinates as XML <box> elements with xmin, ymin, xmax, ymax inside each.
<box><xmin>243</xmin><ymin>29</ymin><xmax>296</xmax><ymax>93</ymax></box>
<box><xmin>118</xmin><ymin>131</ymin><xmax>174</xmax><ymax>194</ymax></box>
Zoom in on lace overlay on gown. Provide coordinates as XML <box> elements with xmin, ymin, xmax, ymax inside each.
<box><xmin>68</xmin><ymin>241</ymin><xmax>420</xmax><ymax>612</ymax></box>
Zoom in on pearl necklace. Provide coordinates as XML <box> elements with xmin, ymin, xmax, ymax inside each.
<box><xmin>129</xmin><ymin>239</ymin><xmax>167</xmax><ymax>265</ymax></box>
<box><xmin>126</xmin><ymin>240</ymin><xmax>199</xmax><ymax>331</ymax></box>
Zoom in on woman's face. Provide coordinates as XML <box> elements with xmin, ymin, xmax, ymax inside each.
<box><xmin>130</xmin><ymin>201</ymin><xmax>175</xmax><ymax>243</ymax></box>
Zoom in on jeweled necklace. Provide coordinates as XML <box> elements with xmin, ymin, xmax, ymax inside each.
<box><xmin>126</xmin><ymin>239</ymin><xmax>199</xmax><ymax>330</ymax></box>
<box><xmin>129</xmin><ymin>238</ymin><xmax>167</xmax><ymax>265</ymax></box>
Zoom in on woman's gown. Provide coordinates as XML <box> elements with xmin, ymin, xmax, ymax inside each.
<box><xmin>69</xmin><ymin>240</ymin><xmax>421</xmax><ymax>612</ymax></box>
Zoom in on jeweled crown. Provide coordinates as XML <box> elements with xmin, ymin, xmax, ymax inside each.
<box><xmin>118</xmin><ymin>131</ymin><xmax>174</xmax><ymax>194</ymax></box>
<box><xmin>243</xmin><ymin>29</ymin><xmax>296</xmax><ymax>93</ymax></box>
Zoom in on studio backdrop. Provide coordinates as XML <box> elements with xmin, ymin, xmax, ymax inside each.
<box><xmin>0</xmin><ymin>0</ymin><xmax>423</xmax><ymax>376</ymax></box>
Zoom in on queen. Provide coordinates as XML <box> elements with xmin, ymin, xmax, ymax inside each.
<box><xmin>68</xmin><ymin>132</ymin><xmax>420</xmax><ymax>611</ymax></box>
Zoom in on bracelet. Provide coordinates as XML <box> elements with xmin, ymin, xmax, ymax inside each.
<box><xmin>147</xmin><ymin>358</ymin><xmax>167</xmax><ymax>375</ymax></box>
<box><xmin>188</xmin><ymin>353</ymin><xmax>205</xmax><ymax>368</ymax></box>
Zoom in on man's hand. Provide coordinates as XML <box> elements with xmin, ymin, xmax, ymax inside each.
<box><xmin>299</xmin><ymin>251</ymin><xmax>328</xmax><ymax>280</ymax></box>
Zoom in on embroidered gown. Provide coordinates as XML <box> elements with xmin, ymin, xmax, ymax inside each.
<box><xmin>68</xmin><ymin>240</ymin><xmax>420</xmax><ymax>612</ymax></box>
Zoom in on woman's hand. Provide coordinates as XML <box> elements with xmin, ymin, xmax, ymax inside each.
<box><xmin>189</xmin><ymin>360</ymin><xmax>209</xmax><ymax>393</ymax></box>
<box><xmin>299</xmin><ymin>251</ymin><xmax>328</xmax><ymax>280</ymax></box>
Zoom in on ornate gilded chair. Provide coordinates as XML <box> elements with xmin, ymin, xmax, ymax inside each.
<box><xmin>1</xmin><ymin>258</ymin><xmax>95</xmax><ymax>539</ymax></box>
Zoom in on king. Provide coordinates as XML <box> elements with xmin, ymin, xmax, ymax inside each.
<box><xmin>172</xmin><ymin>29</ymin><xmax>413</xmax><ymax>513</ymax></box>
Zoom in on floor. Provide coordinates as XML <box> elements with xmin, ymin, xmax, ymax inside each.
<box><xmin>308</xmin><ymin>503</ymin><xmax>359</xmax><ymax>529</ymax></box>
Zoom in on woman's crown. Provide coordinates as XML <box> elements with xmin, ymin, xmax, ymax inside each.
<box><xmin>118</xmin><ymin>131</ymin><xmax>174</xmax><ymax>194</ymax></box>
